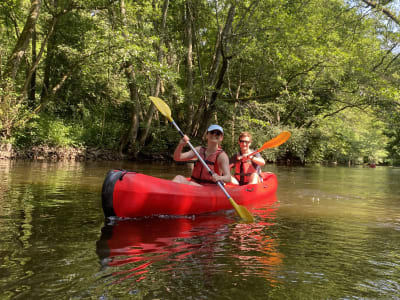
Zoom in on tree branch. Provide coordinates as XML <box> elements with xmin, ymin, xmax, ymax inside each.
<box><xmin>361</xmin><ymin>0</ymin><xmax>400</xmax><ymax>25</ymax></box>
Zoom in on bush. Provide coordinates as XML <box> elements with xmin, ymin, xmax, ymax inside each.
<box><xmin>13</xmin><ymin>115</ymin><xmax>81</xmax><ymax>148</ymax></box>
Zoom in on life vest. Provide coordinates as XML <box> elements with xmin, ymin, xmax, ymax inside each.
<box><xmin>233</xmin><ymin>151</ymin><xmax>261</xmax><ymax>185</ymax></box>
<box><xmin>191</xmin><ymin>147</ymin><xmax>224</xmax><ymax>184</ymax></box>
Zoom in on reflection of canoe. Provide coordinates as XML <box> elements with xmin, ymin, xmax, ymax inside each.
<box><xmin>96</xmin><ymin>216</ymin><xmax>233</xmax><ymax>283</ymax></box>
<box><xmin>101</xmin><ymin>170</ymin><xmax>278</xmax><ymax>218</ymax></box>
<box><xmin>96</xmin><ymin>214</ymin><xmax>234</xmax><ymax>269</ymax></box>
<box><xmin>96</xmin><ymin>198</ymin><xmax>280</xmax><ymax>284</ymax></box>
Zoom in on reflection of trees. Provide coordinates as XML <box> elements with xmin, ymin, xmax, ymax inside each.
<box><xmin>0</xmin><ymin>161</ymin><xmax>34</xmax><ymax>298</ymax></box>
<box><xmin>0</xmin><ymin>160</ymin><xmax>12</xmax><ymax>215</ymax></box>
<box><xmin>0</xmin><ymin>160</ymin><xmax>105</xmax><ymax>298</ymax></box>
<box><xmin>0</xmin><ymin>161</ymin><xmax>34</xmax><ymax>248</ymax></box>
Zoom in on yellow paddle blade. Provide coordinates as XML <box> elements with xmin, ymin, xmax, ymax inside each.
<box><xmin>228</xmin><ymin>197</ymin><xmax>255</xmax><ymax>223</ymax></box>
<box><xmin>259</xmin><ymin>131</ymin><xmax>291</xmax><ymax>152</ymax></box>
<box><xmin>149</xmin><ymin>96</ymin><xmax>173</xmax><ymax>122</ymax></box>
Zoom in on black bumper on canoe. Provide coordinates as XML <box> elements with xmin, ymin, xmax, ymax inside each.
<box><xmin>101</xmin><ymin>170</ymin><xmax>124</xmax><ymax>218</ymax></box>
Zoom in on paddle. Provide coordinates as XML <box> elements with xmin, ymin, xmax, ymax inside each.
<box><xmin>244</xmin><ymin>131</ymin><xmax>291</xmax><ymax>159</ymax></box>
<box><xmin>150</xmin><ymin>96</ymin><xmax>254</xmax><ymax>223</ymax></box>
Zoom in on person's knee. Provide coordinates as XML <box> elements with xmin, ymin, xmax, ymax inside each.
<box><xmin>230</xmin><ymin>176</ymin><xmax>239</xmax><ymax>185</ymax></box>
<box><xmin>248</xmin><ymin>173</ymin><xmax>260</xmax><ymax>184</ymax></box>
<box><xmin>172</xmin><ymin>175</ymin><xmax>185</xmax><ymax>183</ymax></box>
<box><xmin>172</xmin><ymin>175</ymin><xmax>201</xmax><ymax>186</ymax></box>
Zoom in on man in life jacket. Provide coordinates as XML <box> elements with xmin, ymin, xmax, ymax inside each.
<box><xmin>230</xmin><ymin>132</ymin><xmax>265</xmax><ymax>185</ymax></box>
<box><xmin>172</xmin><ymin>125</ymin><xmax>231</xmax><ymax>186</ymax></box>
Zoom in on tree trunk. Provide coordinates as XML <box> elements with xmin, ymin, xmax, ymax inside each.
<box><xmin>118</xmin><ymin>0</ymin><xmax>141</xmax><ymax>156</ymax></box>
<box><xmin>138</xmin><ymin>0</ymin><xmax>169</xmax><ymax>149</ymax></box>
<box><xmin>184</xmin><ymin>0</ymin><xmax>194</xmax><ymax>132</ymax></box>
<box><xmin>120</xmin><ymin>63</ymin><xmax>140</xmax><ymax>155</ymax></box>
<box><xmin>199</xmin><ymin>52</ymin><xmax>229</xmax><ymax>133</ymax></box>
<box><xmin>24</xmin><ymin>16</ymin><xmax>57</xmax><ymax>103</ymax></box>
<box><xmin>28</xmin><ymin>28</ymin><xmax>36</xmax><ymax>106</ymax></box>
<box><xmin>231</xmin><ymin>70</ymin><xmax>242</xmax><ymax>145</ymax></box>
<box><xmin>40</xmin><ymin>54</ymin><xmax>51</xmax><ymax>101</ymax></box>
<box><xmin>192</xmin><ymin>4</ymin><xmax>235</xmax><ymax>136</ymax></box>
<box><xmin>4</xmin><ymin>0</ymin><xmax>42</xmax><ymax>80</ymax></box>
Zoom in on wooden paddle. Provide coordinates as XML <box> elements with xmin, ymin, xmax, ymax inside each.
<box><xmin>244</xmin><ymin>131</ymin><xmax>291</xmax><ymax>158</ymax></box>
<box><xmin>150</xmin><ymin>96</ymin><xmax>254</xmax><ymax>223</ymax></box>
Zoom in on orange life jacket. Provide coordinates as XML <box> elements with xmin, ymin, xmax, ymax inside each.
<box><xmin>191</xmin><ymin>147</ymin><xmax>224</xmax><ymax>184</ymax></box>
<box><xmin>233</xmin><ymin>152</ymin><xmax>261</xmax><ymax>185</ymax></box>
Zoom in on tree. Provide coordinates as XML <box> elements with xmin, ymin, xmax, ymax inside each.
<box><xmin>1</xmin><ymin>0</ymin><xmax>399</xmax><ymax>165</ymax></box>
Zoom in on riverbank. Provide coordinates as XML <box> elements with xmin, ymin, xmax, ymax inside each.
<box><xmin>0</xmin><ymin>143</ymin><xmax>123</xmax><ymax>161</ymax></box>
<box><xmin>0</xmin><ymin>143</ymin><xmax>175</xmax><ymax>162</ymax></box>
<box><xmin>1</xmin><ymin>143</ymin><xmax>393</xmax><ymax>166</ymax></box>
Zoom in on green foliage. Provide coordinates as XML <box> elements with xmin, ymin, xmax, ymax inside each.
<box><xmin>13</xmin><ymin>107</ymin><xmax>128</xmax><ymax>149</ymax></box>
<box><xmin>0</xmin><ymin>79</ymin><xmax>32</xmax><ymax>142</ymax></box>
<box><xmin>383</xmin><ymin>109</ymin><xmax>400</xmax><ymax>165</ymax></box>
<box><xmin>142</xmin><ymin>125</ymin><xmax>182</xmax><ymax>155</ymax></box>
<box><xmin>317</xmin><ymin>110</ymin><xmax>389</xmax><ymax>164</ymax></box>
<box><xmin>13</xmin><ymin>115</ymin><xmax>78</xmax><ymax>147</ymax></box>
<box><xmin>1</xmin><ymin>0</ymin><xmax>400</xmax><ymax>165</ymax></box>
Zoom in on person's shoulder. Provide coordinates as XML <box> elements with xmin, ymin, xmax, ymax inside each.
<box><xmin>218</xmin><ymin>150</ymin><xmax>229</xmax><ymax>159</ymax></box>
<box><xmin>218</xmin><ymin>147</ymin><xmax>229</xmax><ymax>154</ymax></box>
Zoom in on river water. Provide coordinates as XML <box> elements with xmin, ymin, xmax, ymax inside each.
<box><xmin>0</xmin><ymin>160</ymin><xmax>399</xmax><ymax>299</ymax></box>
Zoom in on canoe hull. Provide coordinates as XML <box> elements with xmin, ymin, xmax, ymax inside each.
<box><xmin>101</xmin><ymin>170</ymin><xmax>278</xmax><ymax>218</ymax></box>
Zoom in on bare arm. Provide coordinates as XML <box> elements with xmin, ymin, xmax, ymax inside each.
<box><xmin>240</xmin><ymin>151</ymin><xmax>265</xmax><ymax>167</ymax></box>
<box><xmin>250</xmin><ymin>153</ymin><xmax>265</xmax><ymax>167</ymax></box>
<box><xmin>173</xmin><ymin>135</ymin><xmax>199</xmax><ymax>162</ymax></box>
<box><xmin>212</xmin><ymin>152</ymin><xmax>231</xmax><ymax>183</ymax></box>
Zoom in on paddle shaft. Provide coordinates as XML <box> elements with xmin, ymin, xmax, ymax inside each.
<box><xmin>171</xmin><ymin>121</ymin><xmax>231</xmax><ymax>198</ymax></box>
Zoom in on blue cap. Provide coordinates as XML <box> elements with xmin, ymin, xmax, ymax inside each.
<box><xmin>207</xmin><ymin>124</ymin><xmax>224</xmax><ymax>134</ymax></box>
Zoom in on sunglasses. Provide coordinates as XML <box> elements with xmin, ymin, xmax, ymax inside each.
<box><xmin>239</xmin><ymin>140</ymin><xmax>251</xmax><ymax>144</ymax></box>
<box><xmin>208</xmin><ymin>130</ymin><xmax>223</xmax><ymax>136</ymax></box>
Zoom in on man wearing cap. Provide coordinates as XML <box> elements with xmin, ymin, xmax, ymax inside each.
<box><xmin>172</xmin><ymin>124</ymin><xmax>231</xmax><ymax>186</ymax></box>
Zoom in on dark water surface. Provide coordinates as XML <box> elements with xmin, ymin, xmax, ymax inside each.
<box><xmin>0</xmin><ymin>160</ymin><xmax>399</xmax><ymax>299</ymax></box>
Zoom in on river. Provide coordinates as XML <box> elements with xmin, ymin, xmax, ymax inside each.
<box><xmin>0</xmin><ymin>160</ymin><xmax>399</xmax><ymax>299</ymax></box>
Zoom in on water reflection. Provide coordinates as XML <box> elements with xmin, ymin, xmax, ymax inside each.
<box><xmin>3</xmin><ymin>161</ymin><xmax>399</xmax><ymax>298</ymax></box>
<box><xmin>96</xmin><ymin>197</ymin><xmax>281</xmax><ymax>286</ymax></box>
<box><xmin>96</xmin><ymin>214</ymin><xmax>232</xmax><ymax>284</ymax></box>
<box><xmin>230</xmin><ymin>201</ymin><xmax>283</xmax><ymax>284</ymax></box>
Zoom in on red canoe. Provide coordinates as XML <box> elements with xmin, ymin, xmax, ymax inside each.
<box><xmin>101</xmin><ymin>170</ymin><xmax>278</xmax><ymax>218</ymax></box>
